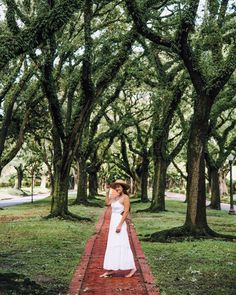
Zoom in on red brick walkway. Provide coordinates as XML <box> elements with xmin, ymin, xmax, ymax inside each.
<box><xmin>69</xmin><ymin>207</ymin><xmax>159</xmax><ymax>295</ymax></box>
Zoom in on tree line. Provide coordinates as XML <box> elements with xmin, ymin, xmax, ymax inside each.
<box><xmin>0</xmin><ymin>0</ymin><xmax>235</xmax><ymax>240</ymax></box>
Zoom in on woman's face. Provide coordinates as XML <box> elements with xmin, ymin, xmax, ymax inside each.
<box><xmin>114</xmin><ymin>184</ymin><xmax>123</xmax><ymax>195</ymax></box>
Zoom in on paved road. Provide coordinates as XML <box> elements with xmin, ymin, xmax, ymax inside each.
<box><xmin>0</xmin><ymin>190</ymin><xmax>234</xmax><ymax>213</ymax></box>
<box><xmin>165</xmin><ymin>191</ymin><xmax>233</xmax><ymax>212</ymax></box>
<box><xmin>0</xmin><ymin>193</ymin><xmax>50</xmax><ymax>208</ymax></box>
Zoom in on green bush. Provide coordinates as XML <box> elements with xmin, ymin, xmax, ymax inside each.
<box><xmin>0</xmin><ymin>182</ymin><xmax>12</xmax><ymax>188</ymax></box>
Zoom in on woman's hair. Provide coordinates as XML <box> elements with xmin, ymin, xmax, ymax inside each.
<box><xmin>121</xmin><ymin>185</ymin><xmax>131</xmax><ymax>213</ymax></box>
<box><xmin>122</xmin><ymin>186</ymin><xmax>129</xmax><ymax>196</ymax></box>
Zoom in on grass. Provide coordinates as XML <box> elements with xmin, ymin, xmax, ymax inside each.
<box><xmin>131</xmin><ymin>200</ymin><xmax>236</xmax><ymax>295</ymax></box>
<box><xmin>0</xmin><ymin>195</ymin><xmax>235</xmax><ymax>294</ymax></box>
<box><xmin>0</xmin><ymin>196</ymin><xmax>104</xmax><ymax>294</ymax></box>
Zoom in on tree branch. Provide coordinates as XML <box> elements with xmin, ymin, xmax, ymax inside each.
<box><xmin>0</xmin><ymin>0</ymin><xmax>83</xmax><ymax>70</ymax></box>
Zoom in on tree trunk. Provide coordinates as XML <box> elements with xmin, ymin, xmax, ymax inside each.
<box><xmin>48</xmin><ymin>137</ymin><xmax>91</xmax><ymax>220</ymax></box>
<box><xmin>14</xmin><ymin>164</ymin><xmax>23</xmax><ymax>189</ymax></box>
<box><xmin>88</xmin><ymin>170</ymin><xmax>98</xmax><ymax>198</ymax></box>
<box><xmin>50</xmin><ymin>166</ymin><xmax>70</xmax><ymax>216</ymax></box>
<box><xmin>219</xmin><ymin>170</ymin><xmax>228</xmax><ymax>195</ymax></box>
<box><xmin>130</xmin><ymin>177</ymin><xmax>135</xmax><ymax>194</ymax></box>
<box><xmin>209</xmin><ymin>166</ymin><xmax>221</xmax><ymax>210</ymax></box>
<box><xmin>140</xmin><ymin>157</ymin><xmax>149</xmax><ymax>202</ymax></box>
<box><xmin>150</xmin><ymin>156</ymin><xmax>167</xmax><ymax>211</ymax></box>
<box><xmin>73</xmin><ymin>156</ymin><xmax>88</xmax><ymax>204</ymax></box>
<box><xmin>49</xmin><ymin>127</ymin><xmax>73</xmax><ymax>218</ymax></box>
<box><xmin>49</xmin><ymin>174</ymin><xmax>54</xmax><ymax>197</ymax></box>
<box><xmin>40</xmin><ymin>175</ymin><xmax>47</xmax><ymax>190</ymax></box>
<box><xmin>72</xmin><ymin>168</ymin><xmax>78</xmax><ymax>190</ymax></box>
<box><xmin>133</xmin><ymin>175</ymin><xmax>141</xmax><ymax>197</ymax></box>
<box><xmin>184</xmin><ymin>97</ymin><xmax>213</xmax><ymax>234</ymax></box>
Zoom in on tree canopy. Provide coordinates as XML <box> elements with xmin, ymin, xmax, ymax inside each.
<box><xmin>0</xmin><ymin>0</ymin><xmax>235</xmax><ymax>239</ymax></box>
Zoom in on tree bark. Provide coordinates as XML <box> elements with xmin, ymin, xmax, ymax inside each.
<box><xmin>88</xmin><ymin>170</ymin><xmax>98</xmax><ymax>198</ymax></box>
<box><xmin>50</xmin><ymin>166</ymin><xmax>70</xmax><ymax>216</ymax></box>
<box><xmin>209</xmin><ymin>166</ymin><xmax>221</xmax><ymax>210</ymax></box>
<box><xmin>140</xmin><ymin>156</ymin><xmax>149</xmax><ymax>202</ymax></box>
<box><xmin>40</xmin><ymin>175</ymin><xmax>47</xmax><ymax>190</ymax></box>
<box><xmin>49</xmin><ymin>126</ymin><xmax>72</xmax><ymax>217</ymax></box>
<box><xmin>219</xmin><ymin>170</ymin><xmax>228</xmax><ymax>195</ymax></box>
<box><xmin>130</xmin><ymin>177</ymin><xmax>135</xmax><ymax>194</ymax></box>
<box><xmin>14</xmin><ymin>164</ymin><xmax>23</xmax><ymax>190</ymax></box>
<box><xmin>50</xmin><ymin>174</ymin><xmax>54</xmax><ymax>197</ymax></box>
<box><xmin>133</xmin><ymin>175</ymin><xmax>141</xmax><ymax>197</ymax></box>
<box><xmin>72</xmin><ymin>168</ymin><xmax>78</xmax><ymax>190</ymax></box>
<box><xmin>150</xmin><ymin>156</ymin><xmax>167</xmax><ymax>211</ymax></box>
<box><xmin>184</xmin><ymin>96</ymin><xmax>213</xmax><ymax>233</ymax></box>
<box><xmin>73</xmin><ymin>155</ymin><xmax>88</xmax><ymax>204</ymax></box>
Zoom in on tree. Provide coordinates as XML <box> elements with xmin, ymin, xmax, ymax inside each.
<box><xmin>0</xmin><ymin>61</ymin><xmax>43</xmax><ymax>174</ymax></box>
<box><xmin>141</xmin><ymin>42</ymin><xmax>189</xmax><ymax>211</ymax></box>
<box><xmin>103</xmin><ymin>84</ymin><xmax>153</xmax><ymax>199</ymax></box>
<box><xmin>0</xmin><ymin>0</ymin><xmax>83</xmax><ymax>69</ymax></box>
<box><xmin>72</xmin><ymin>75</ymin><xmax>128</xmax><ymax>205</ymax></box>
<box><xmin>206</xmin><ymin>82</ymin><xmax>236</xmax><ymax>209</ymax></box>
<box><xmin>30</xmin><ymin>0</ymin><xmax>137</xmax><ymax>219</ymax></box>
<box><xmin>125</xmin><ymin>0</ymin><xmax>236</xmax><ymax>238</ymax></box>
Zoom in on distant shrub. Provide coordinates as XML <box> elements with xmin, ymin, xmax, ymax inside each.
<box><xmin>0</xmin><ymin>182</ymin><xmax>11</xmax><ymax>188</ymax></box>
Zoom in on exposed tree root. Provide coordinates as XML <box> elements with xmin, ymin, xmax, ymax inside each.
<box><xmin>141</xmin><ymin>225</ymin><xmax>236</xmax><ymax>242</ymax></box>
<box><xmin>206</xmin><ymin>204</ymin><xmax>221</xmax><ymax>210</ymax></box>
<box><xmin>20</xmin><ymin>189</ymin><xmax>28</xmax><ymax>196</ymax></box>
<box><xmin>45</xmin><ymin>211</ymin><xmax>92</xmax><ymax>222</ymax></box>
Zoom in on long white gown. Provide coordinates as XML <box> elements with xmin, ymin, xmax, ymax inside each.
<box><xmin>103</xmin><ymin>200</ymin><xmax>136</xmax><ymax>270</ymax></box>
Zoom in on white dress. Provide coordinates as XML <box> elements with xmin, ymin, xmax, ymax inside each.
<box><xmin>103</xmin><ymin>199</ymin><xmax>136</xmax><ymax>270</ymax></box>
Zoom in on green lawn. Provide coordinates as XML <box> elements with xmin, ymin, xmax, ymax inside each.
<box><xmin>131</xmin><ymin>200</ymin><xmax>236</xmax><ymax>295</ymax></box>
<box><xmin>0</xmin><ymin>196</ymin><xmax>104</xmax><ymax>294</ymax></box>
<box><xmin>0</xmin><ymin>196</ymin><xmax>235</xmax><ymax>294</ymax></box>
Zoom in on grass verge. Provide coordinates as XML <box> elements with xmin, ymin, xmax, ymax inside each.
<box><xmin>0</xmin><ymin>196</ymin><xmax>104</xmax><ymax>294</ymax></box>
<box><xmin>0</xmin><ymin>196</ymin><xmax>235</xmax><ymax>294</ymax></box>
<box><xmin>131</xmin><ymin>199</ymin><xmax>236</xmax><ymax>295</ymax></box>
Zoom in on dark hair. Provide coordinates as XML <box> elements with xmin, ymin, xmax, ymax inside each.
<box><xmin>122</xmin><ymin>186</ymin><xmax>129</xmax><ymax>196</ymax></box>
<box><xmin>121</xmin><ymin>185</ymin><xmax>131</xmax><ymax>213</ymax></box>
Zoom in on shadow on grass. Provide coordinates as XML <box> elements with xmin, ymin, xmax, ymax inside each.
<box><xmin>140</xmin><ymin>225</ymin><xmax>236</xmax><ymax>243</ymax></box>
<box><xmin>0</xmin><ymin>272</ymin><xmax>46</xmax><ymax>295</ymax></box>
<box><xmin>0</xmin><ymin>272</ymin><xmax>66</xmax><ymax>294</ymax></box>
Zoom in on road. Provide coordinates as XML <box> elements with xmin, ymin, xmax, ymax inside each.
<box><xmin>165</xmin><ymin>191</ymin><xmax>232</xmax><ymax>212</ymax></box>
<box><xmin>0</xmin><ymin>193</ymin><xmax>50</xmax><ymax>208</ymax></box>
<box><xmin>0</xmin><ymin>190</ymin><xmax>234</xmax><ymax>212</ymax></box>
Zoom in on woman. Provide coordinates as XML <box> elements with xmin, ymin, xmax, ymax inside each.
<box><xmin>100</xmin><ymin>179</ymin><xmax>137</xmax><ymax>278</ymax></box>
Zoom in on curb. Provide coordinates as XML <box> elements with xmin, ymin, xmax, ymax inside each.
<box><xmin>129</xmin><ymin>222</ymin><xmax>159</xmax><ymax>294</ymax></box>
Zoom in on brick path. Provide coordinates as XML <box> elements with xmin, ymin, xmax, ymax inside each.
<box><xmin>69</xmin><ymin>207</ymin><xmax>159</xmax><ymax>295</ymax></box>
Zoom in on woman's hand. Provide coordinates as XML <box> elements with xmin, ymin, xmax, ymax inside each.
<box><xmin>116</xmin><ymin>225</ymin><xmax>122</xmax><ymax>233</ymax></box>
<box><xmin>109</xmin><ymin>188</ymin><xmax>119</xmax><ymax>199</ymax></box>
